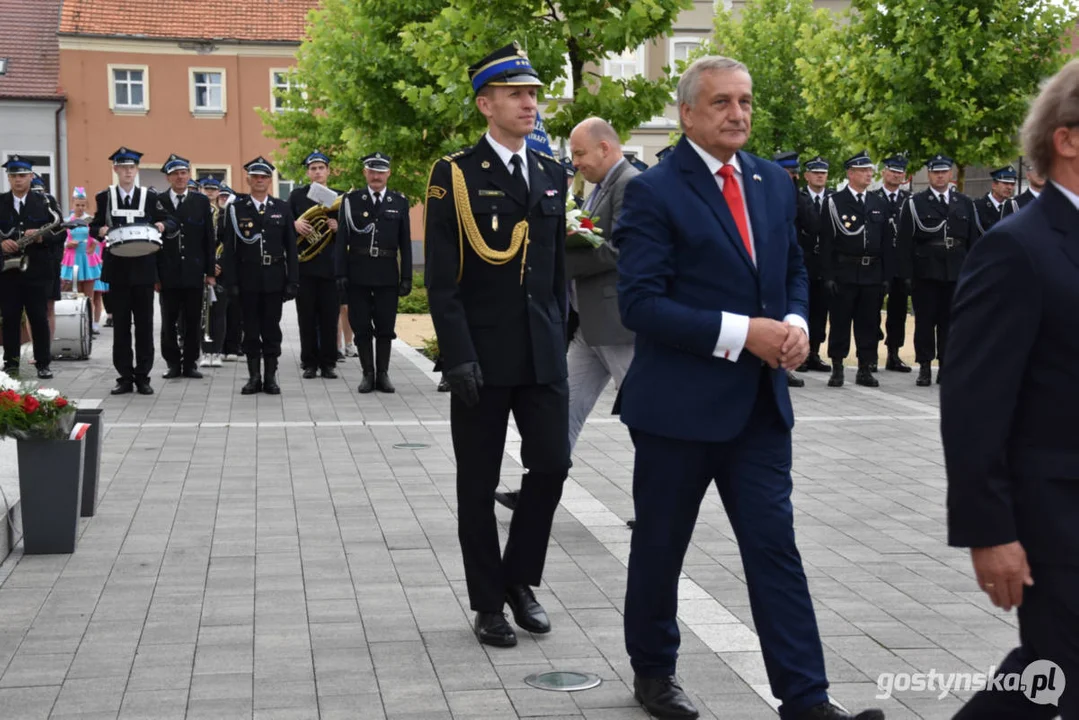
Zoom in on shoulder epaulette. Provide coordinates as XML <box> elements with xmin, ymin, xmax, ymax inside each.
<box><xmin>529</xmin><ymin>148</ymin><xmax>558</xmax><ymax>163</ymax></box>
<box><xmin>441</xmin><ymin>148</ymin><xmax>471</xmax><ymax>162</ymax></box>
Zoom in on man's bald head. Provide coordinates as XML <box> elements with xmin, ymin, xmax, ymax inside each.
<box><xmin>570</xmin><ymin>117</ymin><xmax>623</xmax><ymax>184</ymax></box>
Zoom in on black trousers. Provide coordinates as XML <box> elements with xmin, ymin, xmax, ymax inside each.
<box><xmin>224</xmin><ymin>287</ymin><xmax>244</xmax><ymax>355</ymax></box>
<box><xmin>202</xmin><ymin>290</ymin><xmax>228</xmax><ymax>355</ymax></box>
<box><xmin>911</xmin><ymin>279</ymin><xmax>955</xmax><ymax>364</ymax></box>
<box><xmin>0</xmin><ymin>278</ymin><xmax>50</xmax><ymax>368</ymax></box>
<box><xmin>160</xmin><ymin>287</ymin><xmax>203</xmax><ymax>370</ymax></box>
<box><xmin>347</xmin><ymin>285</ymin><xmax>398</xmax><ymax>342</ymax></box>
<box><xmin>827</xmin><ymin>283</ymin><xmax>883</xmax><ymax>362</ymax></box>
<box><xmin>953</xmin><ymin>564</ymin><xmax>1078</xmax><ymax>719</ymax></box>
<box><xmin>807</xmin><ymin>277</ymin><xmax>829</xmax><ymax>346</ymax></box>
<box><xmin>110</xmin><ymin>284</ymin><xmax>155</xmax><ymax>382</ymax></box>
<box><xmin>453</xmin><ymin>380</ymin><xmax>570</xmax><ymax>612</ymax></box>
<box><xmin>883</xmin><ymin>277</ymin><xmax>908</xmax><ymax>350</ymax></box>
<box><xmin>240</xmin><ymin>291</ymin><xmax>284</xmax><ymax>360</ymax></box>
<box><xmin>296</xmin><ymin>275</ymin><xmax>339</xmax><ymax>370</ymax></box>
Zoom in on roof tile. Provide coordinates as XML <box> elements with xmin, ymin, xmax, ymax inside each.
<box><xmin>0</xmin><ymin>0</ymin><xmax>63</xmax><ymax>100</ymax></box>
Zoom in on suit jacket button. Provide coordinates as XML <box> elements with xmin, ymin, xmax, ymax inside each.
<box><xmin>761</xmin><ymin>302</ymin><xmax>767</xmax><ymax>310</ymax></box>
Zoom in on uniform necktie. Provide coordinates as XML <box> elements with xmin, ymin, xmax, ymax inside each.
<box><xmin>889</xmin><ymin>192</ymin><xmax>896</xmax><ymax>205</ymax></box>
<box><xmin>122</xmin><ymin>194</ymin><xmax>132</xmax><ymax>209</ymax></box>
<box><xmin>938</xmin><ymin>193</ymin><xmax>947</xmax><ymax>205</ymax></box>
<box><xmin>373</xmin><ymin>192</ymin><xmax>381</xmax><ymax>213</ymax></box>
<box><xmin>176</xmin><ymin>193</ymin><xmax>185</xmax><ymax>208</ymax></box>
<box><xmin>856</xmin><ymin>192</ymin><xmax>864</xmax><ymax>207</ymax></box>
<box><xmin>509</xmin><ymin>155</ymin><xmax>528</xmax><ymax>196</ymax></box>
<box><xmin>717</xmin><ymin>165</ymin><xmax>752</xmax><ymax>259</ymax></box>
<box><xmin>814</xmin><ymin>195</ymin><xmax>822</xmax><ymax>213</ymax></box>
<box><xmin>257</xmin><ymin>202</ymin><xmax>265</xmax><ymax>214</ymax></box>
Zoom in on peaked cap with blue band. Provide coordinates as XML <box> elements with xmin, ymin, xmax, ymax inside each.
<box><xmin>199</xmin><ymin>177</ymin><xmax>222</xmax><ymax>188</ymax></box>
<box><xmin>162</xmin><ymin>153</ymin><xmax>191</xmax><ymax>174</ymax></box>
<box><xmin>109</xmin><ymin>146</ymin><xmax>143</xmax><ymax>166</ymax></box>
<box><xmin>2</xmin><ymin>155</ymin><xmax>33</xmax><ymax>174</ymax></box>
<box><xmin>805</xmin><ymin>155</ymin><xmax>829</xmax><ymax>172</ymax></box>
<box><xmin>773</xmin><ymin>151</ymin><xmax>799</xmax><ymax>169</ymax></box>
<box><xmin>990</xmin><ymin>165</ymin><xmax>1018</xmax><ymax>183</ymax></box>
<box><xmin>882</xmin><ymin>154</ymin><xmax>908</xmax><ymax>172</ymax></box>
<box><xmin>926</xmin><ymin>154</ymin><xmax>954</xmax><ymax>171</ymax></box>
<box><xmin>304</xmin><ymin>150</ymin><xmax>331</xmax><ymax>167</ymax></box>
<box><xmin>469</xmin><ymin>42</ymin><xmax>543</xmax><ymax>93</ymax></box>
<box><xmin>843</xmin><ymin>149</ymin><xmax>873</xmax><ymax>170</ymax></box>
<box><xmin>244</xmin><ymin>156</ymin><xmax>275</xmax><ymax>176</ymax></box>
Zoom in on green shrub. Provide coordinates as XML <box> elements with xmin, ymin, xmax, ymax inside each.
<box><xmin>420</xmin><ymin>335</ymin><xmax>439</xmax><ymax>362</ymax></box>
<box><xmin>398</xmin><ymin>271</ymin><xmax>429</xmax><ymax>314</ymax></box>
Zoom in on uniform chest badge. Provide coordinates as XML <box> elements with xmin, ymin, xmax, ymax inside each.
<box><xmin>363</xmin><ymin>212</ymin><xmax>369</xmax><ymax>217</ymax></box>
<box><xmin>492</xmin><ymin>215</ymin><xmax>499</xmax><ymax>232</ymax></box>
<box><xmin>544</xmin><ymin>189</ymin><xmax>558</xmax><ymax>197</ymax></box>
<box><xmin>481</xmin><ymin>161</ymin><xmax>491</xmax><ymax>169</ymax></box>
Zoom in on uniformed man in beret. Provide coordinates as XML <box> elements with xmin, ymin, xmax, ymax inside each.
<box><xmin>91</xmin><ymin>147</ymin><xmax>172</xmax><ymax>395</ymax></box>
<box><xmin>424</xmin><ymin>41</ymin><xmax>569</xmax><ymax>648</ymax></box>
<box><xmin>157</xmin><ymin>154</ymin><xmax>215</xmax><ymax>379</ymax></box>
<box><xmin>819</xmin><ymin>151</ymin><xmax>892</xmax><ymax>388</ymax></box>
<box><xmin>220</xmin><ymin>156</ymin><xmax>299</xmax><ymax>395</ymax></box>
<box><xmin>872</xmin><ymin>154</ymin><xmax>912</xmax><ymax>373</ymax></box>
<box><xmin>796</xmin><ymin>155</ymin><xmax>833</xmax><ymax>374</ymax></box>
<box><xmin>0</xmin><ymin>156</ymin><xmax>64</xmax><ymax>379</ymax></box>
<box><xmin>290</xmin><ymin>150</ymin><xmax>341</xmax><ymax>380</ymax></box>
<box><xmin>897</xmin><ymin>154</ymin><xmax>980</xmax><ymax>386</ymax></box>
<box><xmin>973</xmin><ymin>165</ymin><xmax>1020</xmax><ymax>235</ymax></box>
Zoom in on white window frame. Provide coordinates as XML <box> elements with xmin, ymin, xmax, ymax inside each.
<box><xmin>669</xmin><ymin>36</ymin><xmax>704</xmax><ymax>71</ymax></box>
<box><xmin>559</xmin><ymin>55</ymin><xmax>574</xmax><ymax>100</ymax></box>
<box><xmin>0</xmin><ymin>151</ymin><xmax>55</xmax><ymax>195</ymax></box>
<box><xmin>192</xmin><ymin>165</ymin><xmax>232</xmax><ymax>188</ymax></box>
<box><xmin>275</xmin><ymin>172</ymin><xmax>296</xmax><ymax>200</ymax></box>
<box><xmin>622</xmin><ymin>146</ymin><xmax>645</xmax><ymax>163</ymax></box>
<box><xmin>190</xmin><ymin>67</ymin><xmax>227</xmax><ymax>117</ymax></box>
<box><xmin>108</xmin><ymin>64</ymin><xmax>149</xmax><ymax>114</ymax></box>
<box><xmin>603</xmin><ymin>44</ymin><xmax>647</xmax><ymax>82</ymax></box>
<box><xmin>269</xmin><ymin>67</ymin><xmax>304</xmax><ymax>113</ymax></box>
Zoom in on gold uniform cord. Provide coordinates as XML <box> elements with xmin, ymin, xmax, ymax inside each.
<box><xmin>450</xmin><ymin>161</ymin><xmax>530</xmax><ymax>284</ymax></box>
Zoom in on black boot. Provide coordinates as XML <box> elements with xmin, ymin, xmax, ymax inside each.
<box><xmin>263</xmin><ymin>357</ymin><xmax>280</xmax><ymax>395</ymax></box>
<box><xmin>916</xmin><ymin>363</ymin><xmax>932</xmax><ymax>387</ymax></box>
<box><xmin>786</xmin><ymin>369</ymin><xmax>805</xmax><ymax>387</ymax></box>
<box><xmin>885</xmin><ymin>348</ymin><xmax>912</xmax><ymax>372</ymax></box>
<box><xmin>855</xmin><ymin>361</ymin><xmax>879</xmax><ymax>387</ymax></box>
<box><xmin>800</xmin><ymin>343</ymin><xmax>831</xmax><ymax>372</ymax></box>
<box><xmin>827</xmin><ymin>361</ymin><xmax>844</xmax><ymax>387</ymax></box>
<box><xmin>375</xmin><ymin>338</ymin><xmax>396</xmax><ymax>393</ymax></box>
<box><xmin>241</xmin><ymin>357</ymin><xmax>262</xmax><ymax>394</ymax></box>
<box><xmin>357</xmin><ymin>339</ymin><xmax>375</xmax><ymax>394</ymax></box>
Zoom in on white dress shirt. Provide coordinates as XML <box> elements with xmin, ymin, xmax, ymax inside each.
<box><xmin>12</xmin><ymin>191</ymin><xmax>27</xmax><ymax>214</ymax></box>
<box><xmin>808</xmin><ymin>189</ymin><xmax>827</xmax><ymax>207</ymax></box>
<box><xmin>683</xmin><ymin>137</ymin><xmax>808</xmax><ymax>363</ymax></box>
<box><xmin>485</xmin><ymin>132</ymin><xmax>530</xmax><ymax>189</ymax></box>
<box><xmin>988</xmin><ymin>193</ymin><xmax>1002</xmax><ymax>211</ymax></box>
<box><xmin>1052</xmin><ymin>181</ymin><xmax>1079</xmax><ymax>211</ymax></box>
<box><xmin>1029</xmin><ymin>187</ymin><xmax>1042</xmax><ymax>200</ymax></box>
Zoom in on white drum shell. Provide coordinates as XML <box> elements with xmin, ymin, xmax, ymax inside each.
<box><xmin>52</xmin><ymin>296</ymin><xmax>92</xmax><ymax>360</ymax></box>
<box><xmin>106</xmin><ymin>224</ymin><xmax>163</xmax><ymax>257</ymax></box>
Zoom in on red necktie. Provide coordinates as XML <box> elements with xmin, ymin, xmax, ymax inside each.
<box><xmin>718</xmin><ymin>165</ymin><xmax>752</xmax><ymax>260</ymax></box>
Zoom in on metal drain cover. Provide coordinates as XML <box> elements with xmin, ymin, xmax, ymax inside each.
<box><xmin>523</xmin><ymin>671</ymin><xmax>602</xmax><ymax>692</ymax></box>
<box><xmin>392</xmin><ymin>442</ymin><xmax>429</xmax><ymax>449</ymax></box>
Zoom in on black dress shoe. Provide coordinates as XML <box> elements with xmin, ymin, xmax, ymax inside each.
<box><xmin>321</xmin><ymin>367</ymin><xmax>338</xmax><ymax>379</ymax></box>
<box><xmin>787</xmin><ymin>370</ymin><xmax>805</xmax><ymax>387</ymax></box>
<box><xmin>794</xmin><ymin>701</ymin><xmax>884</xmax><ymax>720</ymax></box>
<box><xmin>885</xmin><ymin>351</ymin><xmax>912</xmax><ymax>372</ymax></box>
<box><xmin>473</xmin><ymin>612</ymin><xmax>517</xmax><ymax>647</ymax></box>
<box><xmin>494</xmin><ymin>490</ymin><xmax>519</xmax><ymax>511</ymax></box>
<box><xmin>916</xmin><ymin>363</ymin><xmax>932</xmax><ymax>387</ymax></box>
<box><xmin>375</xmin><ymin>371</ymin><xmax>396</xmax><ymax>393</ymax></box>
<box><xmin>505</xmin><ymin>585</ymin><xmax>550</xmax><ymax>634</ymax></box>
<box><xmin>302</xmin><ymin>367</ymin><xmax>318</xmax><ymax>379</ymax></box>
<box><xmin>805</xmin><ymin>354</ymin><xmax>831</xmax><ymax>372</ymax></box>
<box><xmin>104</xmin><ymin>317</ymin><xmax>113</xmax><ymax>328</ymax></box>
<box><xmin>633</xmin><ymin>675</ymin><xmax>699</xmax><ymax>719</ymax></box>
<box><xmin>183</xmin><ymin>368</ymin><xmax>203</xmax><ymax>379</ymax></box>
<box><xmin>827</xmin><ymin>364</ymin><xmax>844</xmax><ymax>387</ymax></box>
<box><xmin>437</xmin><ymin>377</ymin><xmax>450</xmax><ymax>392</ymax></box>
<box><xmin>135</xmin><ymin>380</ymin><xmax>154</xmax><ymax>395</ymax></box>
<box><xmin>162</xmin><ymin>366</ymin><xmax>181</xmax><ymax>379</ymax></box>
<box><xmin>36</xmin><ymin>367</ymin><xmax>53</xmax><ymax>380</ymax></box>
<box><xmin>111</xmin><ymin>381</ymin><xmax>134</xmax><ymax>395</ymax></box>
<box><xmin>2</xmin><ymin>365</ymin><xmax>18</xmax><ymax>379</ymax></box>
<box><xmin>357</xmin><ymin>373</ymin><xmax>375</xmax><ymax>394</ymax></box>
<box><xmin>626</xmin><ymin>518</ymin><xmax>636</xmax><ymax>529</ymax></box>
<box><xmin>855</xmin><ymin>365</ymin><xmax>879</xmax><ymax>387</ymax></box>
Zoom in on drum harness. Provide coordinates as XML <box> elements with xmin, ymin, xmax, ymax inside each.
<box><xmin>108</xmin><ymin>185</ymin><xmax>148</xmax><ymax>225</ymax></box>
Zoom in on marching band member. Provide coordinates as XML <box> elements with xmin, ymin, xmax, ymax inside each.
<box><xmin>220</xmin><ymin>156</ymin><xmax>299</xmax><ymax>395</ymax></box>
<box><xmin>90</xmin><ymin>147</ymin><xmax>172</xmax><ymax>395</ymax></box>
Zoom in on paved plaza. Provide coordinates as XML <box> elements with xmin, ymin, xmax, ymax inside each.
<box><xmin>0</xmin><ymin>311</ymin><xmax>1018</xmax><ymax>719</ymax></box>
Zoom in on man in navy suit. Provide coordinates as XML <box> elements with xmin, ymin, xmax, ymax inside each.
<box><xmin>615</xmin><ymin>56</ymin><xmax>883</xmax><ymax>720</ymax></box>
<box><xmin>943</xmin><ymin>58</ymin><xmax>1079</xmax><ymax>719</ymax></box>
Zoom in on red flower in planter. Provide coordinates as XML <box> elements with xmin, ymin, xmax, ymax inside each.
<box><xmin>0</xmin><ymin>389</ymin><xmax>21</xmax><ymax>405</ymax></box>
<box><xmin>22</xmin><ymin>395</ymin><xmax>40</xmax><ymax>414</ymax></box>
<box><xmin>54</xmin><ymin>397</ymin><xmax>68</xmax><ymax>409</ymax></box>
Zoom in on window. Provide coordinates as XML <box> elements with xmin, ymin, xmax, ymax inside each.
<box><xmin>108</xmin><ymin>65</ymin><xmax>149</xmax><ymax>112</ymax></box>
<box><xmin>270</xmin><ymin>68</ymin><xmax>304</xmax><ymax>113</ymax></box>
<box><xmin>193</xmin><ymin>166</ymin><xmax>230</xmax><ymax>187</ymax></box>
<box><xmin>669</xmin><ymin>36</ymin><xmax>704</xmax><ymax>71</ymax></box>
<box><xmin>190</xmin><ymin>69</ymin><xmax>226</xmax><ymax>115</ymax></box>
<box><xmin>1</xmin><ymin>152</ymin><xmax>53</xmax><ymax>195</ymax></box>
<box><xmin>277</xmin><ymin>177</ymin><xmax>297</xmax><ymax>200</ymax></box>
<box><xmin>604</xmin><ymin>45</ymin><xmax>646</xmax><ymax>82</ymax></box>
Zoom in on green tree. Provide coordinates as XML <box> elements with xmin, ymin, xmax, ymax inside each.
<box><xmin>706</xmin><ymin>0</ymin><xmax>845</xmax><ymax>173</ymax></box>
<box><xmin>263</xmin><ymin>0</ymin><xmax>692</xmax><ymax>201</ymax></box>
<box><xmin>797</xmin><ymin>0</ymin><xmax>1079</xmax><ymax>188</ymax></box>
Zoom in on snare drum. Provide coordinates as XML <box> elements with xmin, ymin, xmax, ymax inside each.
<box><xmin>52</xmin><ymin>295</ymin><xmax>92</xmax><ymax>360</ymax></box>
<box><xmin>106</xmin><ymin>224</ymin><xmax>163</xmax><ymax>258</ymax></box>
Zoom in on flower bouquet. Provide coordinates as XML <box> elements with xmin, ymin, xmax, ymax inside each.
<box><xmin>0</xmin><ymin>370</ymin><xmax>76</xmax><ymax>441</ymax></box>
<box><xmin>566</xmin><ymin>197</ymin><xmax>605</xmax><ymax>250</ymax></box>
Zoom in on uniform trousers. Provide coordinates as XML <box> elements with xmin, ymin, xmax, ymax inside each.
<box><xmin>347</xmin><ymin>285</ymin><xmax>398</xmax><ymax>342</ymax></box>
<box><xmin>807</xmin><ymin>278</ymin><xmax>829</xmax><ymax>346</ymax></box>
<box><xmin>110</xmin><ymin>284</ymin><xmax>155</xmax><ymax>382</ymax></box>
<box><xmin>202</xmin><ymin>290</ymin><xmax>228</xmax><ymax>355</ymax></box>
<box><xmin>224</xmin><ymin>288</ymin><xmax>244</xmax><ymax>355</ymax></box>
<box><xmin>625</xmin><ymin>373</ymin><xmax>829</xmax><ymax>718</ymax></box>
<box><xmin>160</xmin><ymin>287</ymin><xmax>203</xmax><ymax>370</ymax></box>
<box><xmin>240</xmin><ymin>291</ymin><xmax>284</xmax><ymax>360</ymax></box>
<box><xmin>884</xmin><ymin>277</ymin><xmax>908</xmax><ymax>349</ymax></box>
<box><xmin>0</xmin><ymin>279</ymin><xmax>50</xmax><ymax>368</ymax></box>
<box><xmin>296</xmin><ymin>275</ymin><xmax>339</xmax><ymax>370</ymax></box>
<box><xmin>453</xmin><ymin>380</ymin><xmax>570</xmax><ymax>612</ymax></box>
<box><xmin>827</xmin><ymin>283</ymin><xmax>883</xmax><ymax>362</ymax></box>
<box><xmin>566</xmin><ymin>329</ymin><xmax>634</xmax><ymax>451</ymax></box>
<box><xmin>911</xmin><ymin>279</ymin><xmax>956</xmax><ymax>364</ymax></box>
<box><xmin>953</xmin><ymin>564</ymin><xmax>1078</xmax><ymax>719</ymax></box>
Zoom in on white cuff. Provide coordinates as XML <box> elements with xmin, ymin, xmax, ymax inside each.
<box><xmin>784</xmin><ymin>313</ymin><xmax>809</xmax><ymax>337</ymax></box>
<box><xmin>713</xmin><ymin>312</ymin><xmax>750</xmax><ymax>362</ymax></box>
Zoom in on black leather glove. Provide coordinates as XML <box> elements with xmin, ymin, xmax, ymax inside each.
<box><xmin>444</xmin><ymin>361</ymin><xmax>483</xmax><ymax>408</ymax></box>
<box><xmin>883</xmin><ymin>282</ymin><xmax>891</xmax><ymax>296</ymax></box>
<box><xmin>283</xmin><ymin>282</ymin><xmax>299</xmax><ymax>302</ymax></box>
<box><xmin>825</xmin><ymin>280</ymin><xmax>839</xmax><ymax>296</ymax></box>
<box><xmin>336</xmin><ymin>277</ymin><xmax>348</xmax><ymax>294</ymax></box>
<box><xmin>398</xmin><ymin>279</ymin><xmax>412</xmax><ymax>297</ymax></box>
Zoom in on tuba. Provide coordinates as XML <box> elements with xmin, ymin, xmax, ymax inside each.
<box><xmin>297</xmin><ymin>192</ymin><xmax>346</xmax><ymax>262</ymax></box>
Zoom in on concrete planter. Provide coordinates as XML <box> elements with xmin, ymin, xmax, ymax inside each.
<box><xmin>73</xmin><ymin>407</ymin><xmax>103</xmax><ymax>517</ymax></box>
<box><xmin>16</xmin><ymin>435</ymin><xmax>85</xmax><ymax>555</ymax></box>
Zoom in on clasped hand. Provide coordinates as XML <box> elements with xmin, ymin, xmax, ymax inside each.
<box><xmin>745</xmin><ymin>317</ymin><xmax>808</xmax><ymax>370</ymax></box>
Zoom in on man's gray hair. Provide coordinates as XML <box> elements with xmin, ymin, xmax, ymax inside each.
<box><xmin>676</xmin><ymin>56</ymin><xmax>751</xmax><ymax>115</ymax></box>
<box><xmin>1021</xmin><ymin>58</ymin><xmax>1079</xmax><ymax>177</ymax></box>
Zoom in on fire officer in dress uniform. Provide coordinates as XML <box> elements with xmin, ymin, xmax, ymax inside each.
<box><xmin>973</xmin><ymin>165</ymin><xmax>1020</xmax><ymax>235</ymax></box>
<box><xmin>335</xmin><ymin>152</ymin><xmax>412</xmax><ymax>393</ymax></box>
<box><xmin>158</xmin><ymin>154</ymin><xmax>215</xmax><ymax>379</ymax></box>
<box><xmin>773</xmin><ymin>151</ymin><xmax>808</xmax><ymax>388</ymax></box>
<box><xmin>872</xmin><ymin>153</ymin><xmax>912</xmax><ymax>373</ymax></box>
<box><xmin>290</xmin><ymin>150</ymin><xmax>341</xmax><ymax>380</ymax></box>
<box><xmin>0</xmin><ymin>156</ymin><xmax>63</xmax><ymax>379</ymax></box>
<box><xmin>819</xmin><ymin>150</ymin><xmax>893</xmax><ymax>388</ymax></box>
<box><xmin>220</xmin><ymin>156</ymin><xmax>299</xmax><ymax>395</ymax></box>
<box><xmin>91</xmin><ymin>147</ymin><xmax>172</xmax><ymax>395</ymax></box>
<box><xmin>425</xmin><ymin>42</ymin><xmax>570</xmax><ymax>649</ymax></box>
<box><xmin>897</xmin><ymin>154</ymin><xmax>980</xmax><ymax>387</ymax></box>
<box><xmin>795</xmin><ymin>155</ymin><xmax>833</xmax><ymax>375</ymax></box>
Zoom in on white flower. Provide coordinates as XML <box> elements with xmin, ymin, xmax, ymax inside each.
<box><xmin>0</xmin><ymin>371</ymin><xmax>18</xmax><ymax>391</ymax></box>
<box><xmin>35</xmin><ymin>387</ymin><xmax>59</xmax><ymax>401</ymax></box>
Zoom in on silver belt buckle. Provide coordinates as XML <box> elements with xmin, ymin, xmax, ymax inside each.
<box><xmin>813</xmin><ymin>245</ymin><xmax>820</xmax><ymax>255</ymax></box>
<box><xmin>262</xmin><ymin>254</ymin><xmax>272</xmax><ymax>266</ymax></box>
<box><xmin>861</xmin><ymin>256</ymin><xmax>871</xmax><ymax>266</ymax></box>
<box><xmin>369</xmin><ymin>245</ymin><xmax>379</xmax><ymax>258</ymax></box>
<box><xmin>944</xmin><ymin>238</ymin><xmax>955</xmax><ymax>249</ymax></box>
